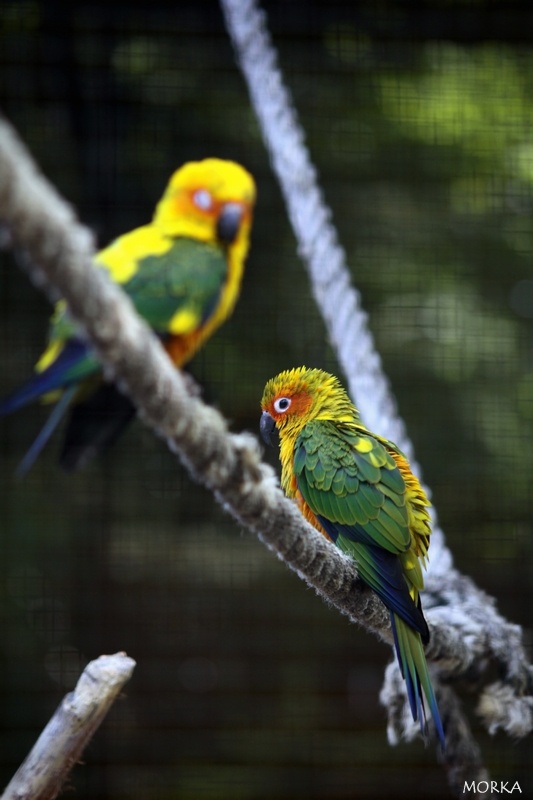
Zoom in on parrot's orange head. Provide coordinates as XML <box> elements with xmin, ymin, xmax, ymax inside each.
<box><xmin>154</xmin><ymin>158</ymin><xmax>256</xmax><ymax>246</ymax></box>
<box><xmin>260</xmin><ymin>366</ymin><xmax>358</xmax><ymax>446</ymax></box>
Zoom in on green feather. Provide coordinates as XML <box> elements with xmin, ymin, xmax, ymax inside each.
<box><xmin>331</xmin><ymin>470</ymin><xmax>346</xmax><ymax>495</ymax></box>
<box><xmin>310</xmin><ymin>481</ymin><xmax>332</xmax><ymax>515</ymax></box>
<box><xmin>337</xmin><ymin>538</ymin><xmax>383</xmax><ymax>593</ymax></box>
<box><xmin>305</xmin><ymin>449</ymin><xmax>320</xmax><ymax>471</ymax></box>
<box><xmin>344</xmin><ymin>473</ymin><xmax>360</xmax><ymax>494</ymax></box>
<box><xmin>312</xmin><ymin>458</ymin><xmax>326</xmax><ymax>485</ymax></box>
<box><xmin>378</xmin><ymin>480</ymin><xmax>406</xmax><ymax>508</ymax></box>
<box><xmin>352</xmin><ymin>450</ymin><xmax>381</xmax><ymax>484</ymax></box>
<box><xmin>365</xmin><ymin>481</ymin><xmax>385</xmax><ymax>509</ymax></box>
<box><xmin>331</xmin><ymin>491</ymin><xmax>356</xmax><ymax>525</ymax></box>
<box><xmin>379</xmin><ymin>465</ymin><xmax>406</xmax><ymax>495</ymax></box>
<box><xmin>125</xmin><ymin>237</ymin><xmax>227</xmax><ymax>332</ymax></box>
<box><xmin>293</xmin><ymin>444</ymin><xmax>307</xmax><ymax>476</ymax></box>
<box><xmin>296</xmin><ymin>420</ymin><xmax>412</xmax><ymax>546</ymax></box>
<box><xmin>361</xmin><ymin>518</ymin><xmax>403</xmax><ymax>553</ymax></box>
<box><xmin>381</xmin><ymin>496</ymin><xmax>410</xmax><ymax>530</ymax></box>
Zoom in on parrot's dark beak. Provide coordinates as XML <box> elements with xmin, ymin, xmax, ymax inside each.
<box><xmin>217</xmin><ymin>202</ymin><xmax>245</xmax><ymax>244</ymax></box>
<box><xmin>260</xmin><ymin>411</ymin><xmax>278</xmax><ymax>447</ymax></box>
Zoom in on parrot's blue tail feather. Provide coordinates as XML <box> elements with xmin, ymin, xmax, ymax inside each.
<box><xmin>391</xmin><ymin>611</ymin><xmax>445</xmax><ymax>750</ymax></box>
<box><xmin>16</xmin><ymin>385</ymin><xmax>77</xmax><ymax>476</ymax></box>
<box><xmin>0</xmin><ymin>340</ymin><xmax>92</xmax><ymax>416</ymax></box>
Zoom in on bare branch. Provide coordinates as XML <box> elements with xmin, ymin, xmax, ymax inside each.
<box><xmin>1</xmin><ymin>653</ymin><xmax>135</xmax><ymax>800</ymax></box>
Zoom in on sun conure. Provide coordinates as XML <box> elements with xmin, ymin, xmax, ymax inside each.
<box><xmin>260</xmin><ymin>366</ymin><xmax>445</xmax><ymax>748</ymax></box>
<box><xmin>0</xmin><ymin>158</ymin><xmax>256</xmax><ymax>472</ymax></box>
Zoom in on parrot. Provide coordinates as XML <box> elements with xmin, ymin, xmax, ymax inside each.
<box><xmin>260</xmin><ymin>366</ymin><xmax>445</xmax><ymax>748</ymax></box>
<box><xmin>0</xmin><ymin>158</ymin><xmax>256</xmax><ymax>472</ymax></box>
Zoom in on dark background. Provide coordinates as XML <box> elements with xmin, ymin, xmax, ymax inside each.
<box><xmin>1</xmin><ymin>1</ymin><xmax>532</xmax><ymax>797</ymax></box>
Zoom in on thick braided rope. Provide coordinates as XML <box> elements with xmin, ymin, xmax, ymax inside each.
<box><xmin>220</xmin><ymin>0</ymin><xmax>533</xmax><ymax>770</ymax></box>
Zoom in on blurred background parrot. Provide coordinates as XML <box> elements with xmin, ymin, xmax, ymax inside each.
<box><xmin>260</xmin><ymin>366</ymin><xmax>445</xmax><ymax>748</ymax></box>
<box><xmin>0</xmin><ymin>158</ymin><xmax>256</xmax><ymax>472</ymax></box>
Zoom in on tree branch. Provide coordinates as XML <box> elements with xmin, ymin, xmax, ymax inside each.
<box><xmin>1</xmin><ymin>653</ymin><xmax>135</xmax><ymax>800</ymax></box>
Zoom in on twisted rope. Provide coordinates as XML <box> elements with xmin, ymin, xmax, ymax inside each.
<box><xmin>220</xmin><ymin>0</ymin><xmax>533</xmax><ymax>792</ymax></box>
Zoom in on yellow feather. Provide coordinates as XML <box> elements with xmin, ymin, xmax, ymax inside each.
<box><xmin>355</xmin><ymin>438</ymin><xmax>373</xmax><ymax>453</ymax></box>
<box><xmin>168</xmin><ymin>308</ymin><xmax>200</xmax><ymax>336</ymax></box>
<box><xmin>35</xmin><ymin>338</ymin><xmax>63</xmax><ymax>374</ymax></box>
<box><xmin>95</xmin><ymin>225</ymin><xmax>171</xmax><ymax>284</ymax></box>
<box><xmin>35</xmin><ymin>300</ymin><xmax>68</xmax><ymax>373</ymax></box>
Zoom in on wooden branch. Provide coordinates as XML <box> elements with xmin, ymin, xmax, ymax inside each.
<box><xmin>1</xmin><ymin>653</ymin><xmax>136</xmax><ymax>800</ymax></box>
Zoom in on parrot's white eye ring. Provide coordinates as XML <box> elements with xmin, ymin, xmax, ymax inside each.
<box><xmin>274</xmin><ymin>397</ymin><xmax>291</xmax><ymax>413</ymax></box>
<box><xmin>193</xmin><ymin>189</ymin><xmax>213</xmax><ymax>211</ymax></box>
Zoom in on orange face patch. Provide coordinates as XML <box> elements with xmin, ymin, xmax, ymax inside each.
<box><xmin>172</xmin><ymin>186</ymin><xmax>220</xmax><ymax>221</ymax></box>
<box><xmin>266</xmin><ymin>388</ymin><xmax>314</xmax><ymax>424</ymax></box>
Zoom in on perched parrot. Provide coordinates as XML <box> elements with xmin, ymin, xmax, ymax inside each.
<box><xmin>0</xmin><ymin>158</ymin><xmax>256</xmax><ymax>472</ymax></box>
<box><xmin>260</xmin><ymin>366</ymin><xmax>445</xmax><ymax>748</ymax></box>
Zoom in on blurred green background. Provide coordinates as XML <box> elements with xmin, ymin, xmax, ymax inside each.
<box><xmin>1</xmin><ymin>1</ymin><xmax>532</xmax><ymax>797</ymax></box>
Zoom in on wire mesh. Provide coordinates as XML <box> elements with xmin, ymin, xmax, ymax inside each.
<box><xmin>0</xmin><ymin>1</ymin><xmax>532</xmax><ymax>798</ymax></box>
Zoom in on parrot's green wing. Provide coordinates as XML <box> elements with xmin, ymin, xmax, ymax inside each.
<box><xmin>294</xmin><ymin>419</ymin><xmax>428</xmax><ymax>638</ymax></box>
<box><xmin>123</xmin><ymin>237</ymin><xmax>227</xmax><ymax>335</ymax></box>
<box><xmin>294</xmin><ymin>420</ymin><xmax>410</xmax><ymax>553</ymax></box>
<box><xmin>42</xmin><ymin>236</ymin><xmax>227</xmax><ymax>348</ymax></box>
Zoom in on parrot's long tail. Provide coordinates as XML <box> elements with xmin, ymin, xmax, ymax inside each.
<box><xmin>391</xmin><ymin>612</ymin><xmax>445</xmax><ymax>749</ymax></box>
<box><xmin>16</xmin><ymin>385</ymin><xmax>77</xmax><ymax>476</ymax></box>
<box><xmin>0</xmin><ymin>340</ymin><xmax>102</xmax><ymax>473</ymax></box>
